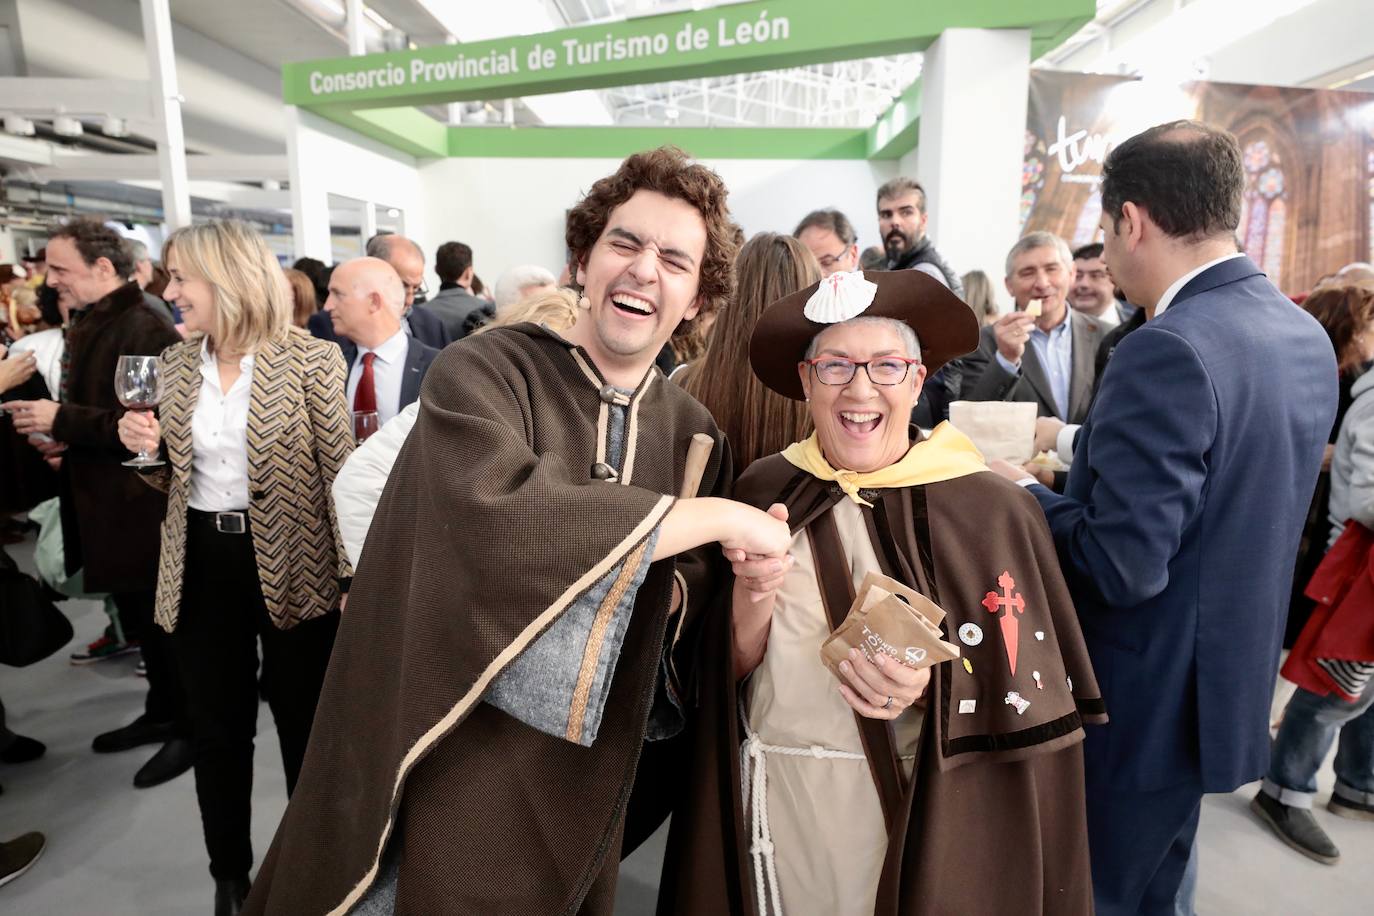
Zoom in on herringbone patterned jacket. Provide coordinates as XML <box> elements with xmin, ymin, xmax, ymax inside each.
<box><xmin>148</xmin><ymin>327</ymin><xmax>354</xmax><ymax>631</ymax></box>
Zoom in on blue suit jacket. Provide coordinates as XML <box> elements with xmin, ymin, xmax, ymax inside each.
<box><xmin>340</xmin><ymin>336</ymin><xmax>439</xmax><ymax>415</ymax></box>
<box><xmin>1030</xmin><ymin>256</ymin><xmax>1336</xmax><ymax>793</ymax></box>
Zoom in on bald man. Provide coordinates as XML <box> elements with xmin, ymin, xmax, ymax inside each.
<box><xmin>324</xmin><ymin>257</ymin><xmax>439</xmax><ymax>430</ymax></box>
<box><xmin>307</xmin><ymin>236</ymin><xmax>451</xmax><ymax>350</ymax></box>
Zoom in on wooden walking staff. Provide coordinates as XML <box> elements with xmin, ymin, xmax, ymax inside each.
<box><xmin>666</xmin><ymin>433</ymin><xmax>714</xmax><ymax>623</ymax></box>
<box><xmin>679</xmin><ymin>432</ymin><xmax>714</xmax><ymax>499</ymax></box>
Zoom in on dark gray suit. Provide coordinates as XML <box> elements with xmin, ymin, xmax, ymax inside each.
<box><xmin>955</xmin><ymin>309</ymin><xmax>1106</xmax><ymax>424</ymax></box>
<box><xmin>340</xmin><ymin>336</ymin><xmax>438</xmax><ymax>416</ymax></box>
<box><xmin>421</xmin><ymin>286</ymin><xmax>488</xmax><ymax>341</ymax></box>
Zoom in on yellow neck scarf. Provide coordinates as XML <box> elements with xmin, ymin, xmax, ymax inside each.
<box><xmin>781</xmin><ymin>421</ymin><xmax>988</xmax><ymax>507</ymax></box>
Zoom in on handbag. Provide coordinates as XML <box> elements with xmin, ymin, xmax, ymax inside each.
<box><xmin>0</xmin><ymin>549</ymin><xmax>73</xmax><ymax>667</ymax></box>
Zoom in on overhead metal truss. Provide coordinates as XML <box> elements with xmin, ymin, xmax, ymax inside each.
<box><xmin>531</xmin><ymin>0</ymin><xmax>922</xmax><ymax>127</ymax></box>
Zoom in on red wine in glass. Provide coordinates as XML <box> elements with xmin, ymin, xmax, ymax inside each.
<box><xmin>115</xmin><ymin>355</ymin><xmax>165</xmax><ymax>468</ymax></box>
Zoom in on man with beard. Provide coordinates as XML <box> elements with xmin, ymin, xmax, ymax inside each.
<box><xmin>244</xmin><ymin>147</ymin><xmax>792</xmax><ymax>915</ymax></box>
<box><xmin>877</xmin><ymin>177</ymin><xmax>963</xmax><ymax>296</ymax></box>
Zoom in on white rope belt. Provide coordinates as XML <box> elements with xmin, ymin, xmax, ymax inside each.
<box><xmin>739</xmin><ymin>702</ymin><xmax>913</xmax><ymax>916</ymax></box>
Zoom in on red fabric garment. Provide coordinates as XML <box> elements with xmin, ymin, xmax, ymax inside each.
<box><xmin>352</xmin><ymin>351</ymin><xmax>376</xmax><ymax>413</ymax></box>
<box><xmin>1284</xmin><ymin>520</ymin><xmax>1374</xmax><ymax>700</ymax></box>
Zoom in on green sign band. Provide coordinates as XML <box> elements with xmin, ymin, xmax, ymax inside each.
<box><xmin>282</xmin><ymin>0</ymin><xmax>1093</xmax><ymax>110</ymax></box>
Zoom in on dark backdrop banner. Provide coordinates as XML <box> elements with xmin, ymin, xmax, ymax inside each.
<box><xmin>1022</xmin><ymin>70</ymin><xmax>1374</xmax><ymax>294</ymax></box>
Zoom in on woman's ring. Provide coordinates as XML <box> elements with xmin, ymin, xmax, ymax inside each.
<box><xmin>883</xmin><ymin>696</ymin><xmax>894</xmax><ymax>710</ymax></box>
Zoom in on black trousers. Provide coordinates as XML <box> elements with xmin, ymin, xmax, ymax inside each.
<box><xmin>110</xmin><ymin>589</ymin><xmax>185</xmax><ymax>730</ymax></box>
<box><xmin>173</xmin><ymin>509</ymin><xmax>339</xmax><ymax>880</ymax></box>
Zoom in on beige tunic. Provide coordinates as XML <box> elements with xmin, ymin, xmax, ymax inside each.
<box><xmin>745</xmin><ymin>498</ymin><xmax>924</xmax><ymax>916</ymax></box>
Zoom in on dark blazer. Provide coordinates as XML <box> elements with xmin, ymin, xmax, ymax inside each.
<box><xmin>1030</xmin><ymin>256</ymin><xmax>1337</xmax><ymax>793</ymax></box>
<box><xmin>957</xmin><ymin>309</ymin><xmax>1106</xmax><ymax>424</ymax></box>
<box><xmin>340</xmin><ymin>335</ymin><xmax>439</xmax><ymax>416</ymax></box>
<box><xmin>404</xmin><ymin>304</ymin><xmax>451</xmax><ymax>350</ymax></box>
<box><xmin>309</xmin><ymin>308</ymin><xmax>451</xmax><ymax>352</ymax></box>
<box><xmin>50</xmin><ymin>282</ymin><xmax>182</xmax><ymax>592</ymax></box>
<box><xmin>421</xmin><ymin>286</ymin><xmax>488</xmax><ymax>341</ymax></box>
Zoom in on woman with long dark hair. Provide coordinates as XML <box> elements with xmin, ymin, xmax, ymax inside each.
<box><xmin>678</xmin><ymin>232</ymin><xmax>819</xmax><ymax>472</ymax></box>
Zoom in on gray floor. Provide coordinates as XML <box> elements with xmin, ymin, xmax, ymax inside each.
<box><xmin>1</xmin><ymin>533</ymin><xmax>1370</xmax><ymax>915</ymax></box>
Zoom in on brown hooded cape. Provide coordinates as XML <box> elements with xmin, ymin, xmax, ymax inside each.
<box><xmin>659</xmin><ymin>455</ymin><xmax>1107</xmax><ymax>916</ymax></box>
<box><xmin>244</xmin><ymin>324</ymin><xmax>728</xmax><ymax>915</ymax></box>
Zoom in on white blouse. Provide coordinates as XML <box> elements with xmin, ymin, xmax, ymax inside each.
<box><xmin>188</xmin><ymin>338</ymin><xmax>254</xmax><ymax>513</ymax></box>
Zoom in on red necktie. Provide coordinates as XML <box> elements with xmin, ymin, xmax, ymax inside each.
<box><xmin>353</xmin><ymin>352</ymin><xmax>377</xmax><ymax>413</ymax></box>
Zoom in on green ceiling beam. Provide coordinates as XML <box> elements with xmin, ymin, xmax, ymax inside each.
<box><xmin>446</xmin><ymin>126</ymin><xmax>871</xmax><ymax>159</ymax></box>
<box><xmin>866</xmin><ymin>78</ymin><xmax>921</xmax><ymax>160</ymax></box>
<box><xmin>283</xmin><ymin>0</ymin><xmax>1095</xmax><ymax>110</ymax></box>
<box><xmin>312</xmin><ymin>104</ymin><xmax>449</xmax><ymax>158</ymax></box>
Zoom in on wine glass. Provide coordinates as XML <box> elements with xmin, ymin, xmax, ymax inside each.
<box><xmin>115</xmin><ymin>355</ymin><xmax>165</xmax><ymax>468</ymax></box>
<box><xmin>352</xmin><ymin>410</ymin><xmax>380</xmax><ymax>443</ymax></box>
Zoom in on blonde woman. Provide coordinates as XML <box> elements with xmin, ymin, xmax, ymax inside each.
<box><xmin>960</xmin><ymin>269</ymin><xmax>1001</xmax><ymax>325</ymax></box>
<box><xmin>116</xmin><ymin>220</ymin><xmax>353</xmax><ymax>913</ymax></box>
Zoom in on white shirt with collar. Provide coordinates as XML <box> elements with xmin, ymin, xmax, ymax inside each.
<box><xmin>1154</xmin><ymin>252</ymin><xmax>1245</xmax><ymax>317</ymax></box>
<box><xmin>189</xmin><ymin>337</ymin><xmax>254</xmax><ymax>512</ymax></box>
<box><xmin>1050</xmin><ymin>252</ymin><xmax>1247</xmax><ymax>466</ymax></box>
<box><xmin>345</xmin><ymin>327</ymin><xmax>408</xmax><ymax>426</ymax></box>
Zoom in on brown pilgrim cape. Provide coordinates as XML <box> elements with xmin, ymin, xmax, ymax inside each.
<box><xmin>659</xmin><ymin>451</ymin><xmax>1107</xmax><ymax>916</ymax></box>
<box><xmin>244</xmin><ymin>324</ymin><xmax>728</xmax><ymax>915</ymax></box>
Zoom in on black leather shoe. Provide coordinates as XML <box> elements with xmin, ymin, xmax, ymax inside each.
<box><xmin>132</xmin><ymin>738</ymin><xmax>194</xmax><ymax>789</ymax></box>
<box><xmin>92</xmin><ymin>715</ymin><xmax>175</xmax><ymax>754</ymax></box>
<box><xmin>214</xmin><ymin>876</ymin><xmax>251</xmax><ymax>916</ymax></box>
<box><xmin>1251</xmin><ymin>791</ymin><xmax>1340</xmax><ymax>863</ymax></box>
<box><xmin>0</xmin><ymin>735</ymin><xmax>45</xmax><ymax>764</ymax></box>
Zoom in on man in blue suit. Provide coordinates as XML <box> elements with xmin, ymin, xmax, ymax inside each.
<box><xmin>992</xmin><ymin>121</ymin><xmax>1336</xmax><ymax>914</ymax></box>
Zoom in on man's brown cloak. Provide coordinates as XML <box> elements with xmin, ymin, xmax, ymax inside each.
<box><xmin>659</xmin><ymin>455</ymin><xmax>1107</xmax><ymax>915</ymax></box>
<box><xmin>244</xmin><ymin>325</ymin><xmax>727</xmax><ymax>915</ymax></box>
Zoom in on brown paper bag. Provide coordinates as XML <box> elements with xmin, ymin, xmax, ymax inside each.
<box><xmin>820</xmin><ymin>573</ymin><xmax>960</xmax><ymax>679</ymax></box>
<box><xmin>948</xmin><ymin>400</ymin><xmax>1039</xmax><ymax>463</ymax></box>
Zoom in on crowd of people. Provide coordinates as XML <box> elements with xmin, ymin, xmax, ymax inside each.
<box><xmin>0</xmin><ymin>119</ymin><xmax>1370</xmax><ymax>916</ymax></box>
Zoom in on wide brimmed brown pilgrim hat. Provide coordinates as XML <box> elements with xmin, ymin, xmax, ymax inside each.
<box><xmin>749</xmin><ymin>269</ymin><xmax>979</xmax><ymax>401</ymax></box>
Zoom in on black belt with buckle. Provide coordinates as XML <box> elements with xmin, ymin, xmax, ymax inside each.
<box><xmin>189</xmin><ymin>508</ymin><xmax>248</xmax><ymax>534</ymax></box>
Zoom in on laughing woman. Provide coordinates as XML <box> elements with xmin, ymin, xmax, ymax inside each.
<box><xmin>661</xmin><ymin>270</ymin><xmax>1106</xmax><ymax>916</ymax></box>
<box><xmin>116</xmin><ymin>220</ymin><xmax>353</xmax><ymax>915</ymax></box>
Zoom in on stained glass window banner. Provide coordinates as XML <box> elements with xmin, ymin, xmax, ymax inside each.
<box><xmin>1022</xmin><ymin>70</ymin><xmax>1374</xmax><ymax>294</ymax></box>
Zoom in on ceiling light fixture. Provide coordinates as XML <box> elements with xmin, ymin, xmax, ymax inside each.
<box><xmin>3</xmin><ymin>116</ymin><xmax>36</xmax><ymax>136</ymax></box>
<box><xmin>101</xmin><ymin>116</ymin><xmax>128</xmax><ymax>138</ymax></box>
<box><xmin>53</xmin><ymin>116</ymin><xmax>84</xmax><ymax>137</ymax></box>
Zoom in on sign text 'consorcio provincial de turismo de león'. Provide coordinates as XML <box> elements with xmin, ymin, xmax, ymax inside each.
<box><xmin>306</xmin><ymin>11</ymin><xmax>793</xmax><ymax>96</ymax></box>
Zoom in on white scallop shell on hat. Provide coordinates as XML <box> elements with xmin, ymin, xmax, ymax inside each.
<box><xmin>803</xmin><ymin>270</ymin><xmax>878</xmax><ymax>324</ymax></box>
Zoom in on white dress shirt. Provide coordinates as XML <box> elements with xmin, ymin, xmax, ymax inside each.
<box><xmin>189</xmin><ymin>338</ymin><xmax>254</xmax><ymax>512</ymax></box>
<box><xmin>1154</xmin><ymin>252</ymin><xmax>1245</xmax><ymax>317</ymax></box>
<box><xmin>9</xmin><ymin>328</ymin><xmax>64</xmax><ymax>396</ymax></box>
<box><xmin>345</xmin><ymin>328</ymin><xmax>408</xmax><ymax>427</ymax></box>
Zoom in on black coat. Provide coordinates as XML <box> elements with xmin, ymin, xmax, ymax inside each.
<box><xmin>50</xmin><ymin>282</ymin><xmax>180</xmax><ymax>592</ymax></box>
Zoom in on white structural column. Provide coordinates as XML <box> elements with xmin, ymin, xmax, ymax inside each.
<box><xmin>138</xmin><ymin>0</ymin><xmax>192</xmax><ymax>230</ymax></box>
<box><xmin>285</xmin><ymin>106</ymin><xmax>332</xmax><ymax>260</ymax></box>
<box><xmin>916</xmin><ymin>29</ymin><xmax>1031</xmax><ymax>283</ymax></box>
<box><xmin>345</xmin><ymin>0</ymin><xmax>367</xmax><ymax>56</ymax></box>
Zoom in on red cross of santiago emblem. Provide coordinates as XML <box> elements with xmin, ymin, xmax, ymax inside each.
<box><xmin>982</xmin><ymin>571</ymin><xmax>1026</xmax><ymax>676</ymax></box>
